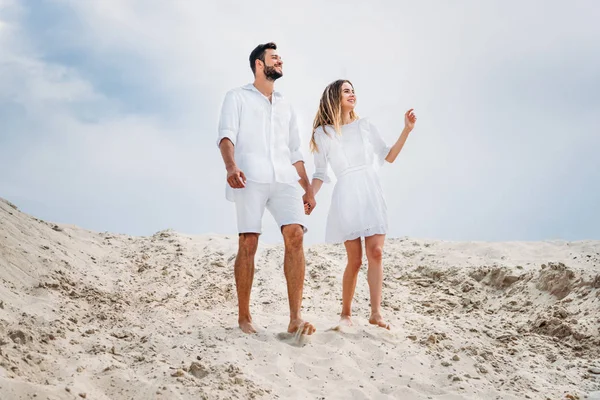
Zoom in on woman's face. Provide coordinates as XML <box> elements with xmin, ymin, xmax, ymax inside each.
<box><xmin>340</xmin><ymin>81</ymin><xmax>356</xmax><ymax>111</ymax></box>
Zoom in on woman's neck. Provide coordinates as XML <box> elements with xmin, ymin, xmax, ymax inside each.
<box><xmin>341</xmin><ymin>110</ymin><xmax>353</xmax><ymax>125</ymax></box>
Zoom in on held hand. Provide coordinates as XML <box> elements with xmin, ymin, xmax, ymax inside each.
<box><xmin>226</xmin><ymin>165</ymin><xmax>246</xmax><ymax>189</ymax></box>
<box><xmin>303</xmin><ymin>191</ymin><xmax>316</xmax><ymax>215</ymax></box>
<box><xmin>404</xmin><ymin>108</ymin><xmax>417</xmax><ymax>132</ymax></box>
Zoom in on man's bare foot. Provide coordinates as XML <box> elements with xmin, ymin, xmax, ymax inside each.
<box><xmin>369</xmin><ymin>313</ymin><xmax>390</xmax><ymax>330</ymax></box>
<box><xmin>288</xmin><ymin>319</ymin><xmax>316</xmax><ymax>336</ymax></box>
<box><xmin>239</xmin><ymin>318</ymin><xmax>257</xmax><ymax>334</ymax></box>
<box><xmin>339</xmin><ymin>315</ymin><xmax>353</xmax><ymax>327</ymax></box>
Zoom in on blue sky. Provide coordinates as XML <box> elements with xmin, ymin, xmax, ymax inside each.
<box><xmin>1</xmin><ymin>0</ymin><xmax>599</xmax><ymax>244</ymax></box>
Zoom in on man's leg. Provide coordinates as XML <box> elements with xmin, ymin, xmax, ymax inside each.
<box><xmin>267</xmin><ymin>182</ymin><xmax>315</xmax><ymax>335</ymax></box>
<box><xmin>235</xmin><ymin>233</ymin><xmax>259</xmax><ymax>333</ymax></box>
<box><xmin>281</xmin><ymin>224</ymin><xmax>315</xmax><ymax>335</ymax></box>
<box><xmin>232</xmin><ymin>181</ymin><xmax>267</xmax><ymax>334</ymax></box>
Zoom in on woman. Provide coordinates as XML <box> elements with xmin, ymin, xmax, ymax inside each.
<box><xmin>307</xmin><ymin>79</ymin><xmax>416</xmax><ymax>329</ymax></box>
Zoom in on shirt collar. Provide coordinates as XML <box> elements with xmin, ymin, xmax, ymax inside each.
<box><xmin>243</xmin><ymin>83</ymin><xmax>282</xmax><ymax>99</ymax></box>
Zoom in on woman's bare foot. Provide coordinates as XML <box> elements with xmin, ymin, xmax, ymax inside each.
<box><xmin>369</xmin><ymin>313</ymin><xmax>390</xmax><ymax>330</ymax></box>
<box><xmin>339</xmin><ymin>315</ymin><xmax>353</xmax><ymax>327</ymax></box>
<box><xmin>288</xmin><ymin>319</ymin><xmax>316</xmax><ymax>335</ymax></box>
<box><xmin>239</xmin><ymin>318</ymin><xmax>257</xmax><ymax>334</ymax></box>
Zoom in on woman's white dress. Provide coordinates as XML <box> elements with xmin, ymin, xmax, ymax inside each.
<box><xmin>313</xmin><ymin>118</ymin><xmax>391</xmax><ymax>243</ymax></box>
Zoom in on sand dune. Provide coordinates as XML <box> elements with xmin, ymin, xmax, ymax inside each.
<box><xmin>0</xmin><ymin>197</ymin><xmax>599</xmax><ymax>399</ymax></box>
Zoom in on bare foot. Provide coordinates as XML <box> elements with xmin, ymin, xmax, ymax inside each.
<box><xmin>288</xmin><ymin>319</ymin><xmax>316</xmax><ymax>336</ymax></box>
<box><xmin>239</xmin><ymin>318</ymin><xmax>257</xmax><ymax>334</ymax></box>
<box><xmin>369</xmin><ymin>313</ymin><xmax>390</xmax><ymax>330</ymax></box>
<box><xmin>339</xmin><ymin>315</ymin><xmax>353</xmax><ymax>327</ymax></box>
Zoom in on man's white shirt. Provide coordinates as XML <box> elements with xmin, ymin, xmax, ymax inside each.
<box><xmin>217</xmin><ymin>83</ymin><xmax>304</xmax><ymax>201</ymax></box>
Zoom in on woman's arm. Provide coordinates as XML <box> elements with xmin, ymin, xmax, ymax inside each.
<box><xmin>305</xmin><ymin>131</ymin><xmax>329</xmax><ymax>215</ymax></box>
<box><xmin>311</xmin><ymin>178</ymin><xmax>324</xmax><ymax>196</ymax></box>
<box><xmin>385</xmin><ymin>109</ymin><xmax>417</xmax><ymax>163</ymax></box>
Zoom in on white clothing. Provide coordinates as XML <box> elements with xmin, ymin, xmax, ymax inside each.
<box><xmin>313</xmin><ymin>118</ymin><xmax>391</xmax><ymax>243</ymax></box>
<box><xmin>217</xmin><ymin>83</ymin><xmax>304</xmax><ymax>202</ymax></box>
<box><xmin>232</xmin><ymin>181</ymin><xmax>306</xmax><ymax>234</ymax></box>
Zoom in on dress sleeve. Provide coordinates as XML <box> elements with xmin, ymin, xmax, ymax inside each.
<box><xmin>366</xmin><ymin>119</ymin><xmax>391</xmax><ymax>165</ymax></box>
<box><xmin>312</xmin><ymin>129</ymin><xmax>331</xmax><ymax>183</ymax></box>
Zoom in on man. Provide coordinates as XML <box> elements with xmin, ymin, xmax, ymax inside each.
<box><xmin>217</xmin><ymin>42</ymin><xmax>316</xmax><ymax>336</ymax></box>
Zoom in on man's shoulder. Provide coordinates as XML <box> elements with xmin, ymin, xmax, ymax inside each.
<box><xmin>225</xmin><ymin>86</ymin><xmax>246</xmax><ymax>97</ymax></box>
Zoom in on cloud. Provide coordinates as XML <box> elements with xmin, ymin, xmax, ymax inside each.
<box><xmin>1</xmin><ymin>0</ymin><xmax>599</xmax><ymax>244</ymax></box>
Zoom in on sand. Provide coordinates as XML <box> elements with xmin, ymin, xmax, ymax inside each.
<box><xmin>0</xmin><ymin>197</ymin><xmax>599</xmax><ymax>399</ymax></box>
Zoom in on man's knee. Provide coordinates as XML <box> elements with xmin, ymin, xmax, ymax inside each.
<box><xmin>238</xmin><ymin>233</ymin><xmax>259</xmax><ymax>255</ymax></box>
<box><xmin>282</xmin><ymin>224</ymin><xmax>304</xmax><ymax>249</ymax></box>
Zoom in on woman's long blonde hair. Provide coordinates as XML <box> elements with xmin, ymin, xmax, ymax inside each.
<box><xmin>310</xmin><ymin>79</ymin><xmax>358</xmax><ymax>153</ymax></box>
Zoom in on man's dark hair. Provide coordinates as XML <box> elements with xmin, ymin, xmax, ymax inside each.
<box><xmin>249</xmin><ymin>42</ymin><xmax>277</xmax><ymax>75</ymax></box>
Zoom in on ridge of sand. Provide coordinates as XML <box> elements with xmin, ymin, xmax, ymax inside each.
<box><xmin>0</xmin><ymin>197</ymin><xmax>599</xmax><ymax>399</ymax></box>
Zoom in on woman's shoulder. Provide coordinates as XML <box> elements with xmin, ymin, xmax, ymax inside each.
<box><xmin>314</xmin><ymin>125</ymin><xmax>335</xmax><ymax>138</ymax></box>
<box><xmin>356</xmin><ymin>116</ymin><xmax>372</xmax><ymax>126</ymax></box>
<box><xmin>350</xmin><ymin>117</ymin><xmax>370</xmax><ymax>132</ymax></box>
<box><xmin>357</xmin><ymin>117</ymin><xmax>381</xmax><ymax>134</ymax></box>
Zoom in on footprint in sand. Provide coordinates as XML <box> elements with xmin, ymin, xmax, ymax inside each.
<box><xmin>324</xmin><ymin>323</ymin><xmax>400</xmax><ymax>346</ymax></box>
<box><xmin>276</xmin><ymin>330</ymin><xmax>312</xmax><ymax>347</ymax></box>
<box><xmin>325</xmin><ymin>323</ymin><xmax>362</xmax><ymax>338</ymax></box>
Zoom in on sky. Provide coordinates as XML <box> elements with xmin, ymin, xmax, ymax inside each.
<box><xmin>1</xmin><ymin>0</ymin><xmax>599</xmax><ymax>244</ymax></box>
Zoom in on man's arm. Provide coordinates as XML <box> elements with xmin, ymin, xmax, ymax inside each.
<box><xmin>293</xmin><ymin>161</ymin><xmax>311</xmax><ymax>192</ymax></box>
<box><xmin>294</xmin><ymin>161</ymin><xmax>316</xmax><ymax>215</ymax></box>
<box><xmin>288</xmin><ymin>108</ymin><xmax>316</xmax><ymax>213</ymax></box>
<box><xmin>217</xmin><ymin>91</ymin><xmax>245</xmax><ymax>188</ymax></box>
<box><xmin>220</xmin><ymin>138</ymin><xmax>246</xmax><ymax>188</ymax></box>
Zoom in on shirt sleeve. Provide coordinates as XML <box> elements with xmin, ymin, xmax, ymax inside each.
<box><xmin>312</xmin><ymin>129</ymin><xmax>331</xmax><ymax>183</ymax></box>
<box><xmin>367</xmin><ymin>119</ymin><xmax>391</xmax><ymax>165</ymax></box>
<box><xmin>217</xmin><ymin>90</ymin><xmax>240</xmax><ymax>147</ymax></box>
<box><xmin>288</xmin><ymin>107</ymin><xmax>304</xmax><ymax>164</ymax></box>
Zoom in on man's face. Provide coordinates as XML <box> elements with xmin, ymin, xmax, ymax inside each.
<box><xmin>260</xmin><ymin>49</ymin><xmax>283</xmax><ymax>81</ymax></box>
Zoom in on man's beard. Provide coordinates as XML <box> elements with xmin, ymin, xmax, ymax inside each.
<box><xmin>264</xmin><ymin>65</ymin><xmax>283</xmax><ymax>81</ymax></box>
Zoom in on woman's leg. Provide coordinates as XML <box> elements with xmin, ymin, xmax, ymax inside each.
<box><xmin>340</xmin><ymin>238</ymin><xmax>363</xmax><ymax>325</ymax></box>
<box><xmin>365</xmin><ymin>234</ymin><xmax>389</xmax><ymax>329</ymax></box>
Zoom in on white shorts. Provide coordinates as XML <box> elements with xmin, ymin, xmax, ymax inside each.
<box><xmin>232</xmin><ymin>181</ymin><xmax>307</xmax><ymax>234</ymax></box>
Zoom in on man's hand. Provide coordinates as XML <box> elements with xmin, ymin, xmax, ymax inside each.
<box><xmin>226</xmin><ymin>165</ymin><xmax>246</xmax><ymax>189</ymax></box>
<box><xmin>303</xmin><ymin>190</ymin><xmax>316</xmax><ymax>215</ymax></box>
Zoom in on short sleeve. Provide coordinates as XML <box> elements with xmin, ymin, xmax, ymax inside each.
<box><xmin>217</xmin><ymin>90</ymin><xmax>240</xmax><ymax>147</ymax></box>
<box><xmin>365</xmin><ymin>119</ymin><xmax>391</xmax><ymax>165</ymax></box>
<box><xmin>312</xmin><ymin>128</ymin><xmax>331</xmax><ymax>183</ymax></box>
